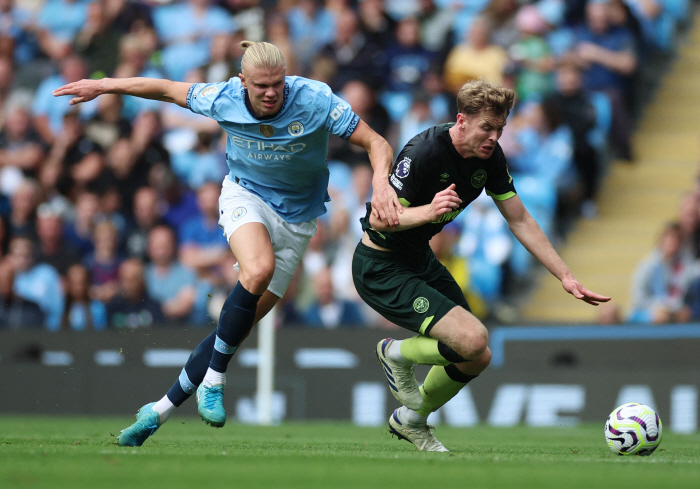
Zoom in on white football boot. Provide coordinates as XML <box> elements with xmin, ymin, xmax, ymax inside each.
<box><xmin>388</xmin><ymin>408</ymin><xmax>449</xmax><ymax>452</ymax></box>
<box><xmin>376</xmin><ymin>338</ymin><xmax>423</xmax><ymax>410</ymax></box>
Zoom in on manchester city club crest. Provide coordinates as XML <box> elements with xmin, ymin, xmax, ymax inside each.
<box><xmin>395</xmin><ymin>157</ymin><xmax>411</xmax><ymax>179</ymax></box>
<box><xmin>232</xmin><ymin>207</ymin><xmax>247</xmax><ymax>221</ymax></box>
<box><xmin>260</xmin><ymin>124</ymin><xmax>274</xmax><ymax>138</ymax></box>
<box><xmin>471</xmin><ymin>169</ymin><xmax>487</xmax><ymax>188</ymax></box>
<box><xmin>287</xmin><ymin>121</ymin><xmax>304</xmax><ymax>136</ymax></box>
<box><xmin>413</xmin><ymin>297</ymin><xmax>429</xmax><ymax>313</ymax></box>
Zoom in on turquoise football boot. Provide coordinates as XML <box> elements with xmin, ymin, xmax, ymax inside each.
<box><xmin>117</xmin><ymin>402</ymin><xmax>161</xmax><ymax>447</ymax></box>
<box><xmin>196</xmin><ymin>383</ymin><xmax>226</xmax><ymax>427</ymax></box>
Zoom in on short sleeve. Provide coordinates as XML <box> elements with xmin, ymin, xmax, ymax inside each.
<box><xmin>485</xmin><ymin>147</ymin><xmax>516</xmax><ymax>201</ymax></box>
<box><xmin>186</xmin><ymin>81</ymin><xmax>228</xmax><ymax>121</ymax></box>
<box><xmin>321</xmin><ymin>89</ymin><xmax>360</xmax><ymax>140</ymax></box>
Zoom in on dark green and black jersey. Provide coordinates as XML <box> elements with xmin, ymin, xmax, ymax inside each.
<box><xmin>361</xmin><ymin>123</ymin><xmax>516</xmax><ymax>253</ymax></box>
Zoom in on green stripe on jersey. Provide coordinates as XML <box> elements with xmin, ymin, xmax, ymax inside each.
<box><xmin>486</xmin><ymin>190</ymin><xmax>516</xmax><ymax>201</ymax></box>
<box><xmin>419</xmin><ymin>315</ymin><xmax>435</xmax><ymax>335</ymax></box>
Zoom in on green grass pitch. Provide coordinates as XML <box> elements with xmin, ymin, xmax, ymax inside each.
<box><xmin>1</xmin><ymin>416</ymin><xmax>699</xmax><ymax>489</ymax></box>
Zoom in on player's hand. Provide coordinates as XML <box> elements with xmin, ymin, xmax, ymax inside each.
<box><xmin>52</xmin><ymin>79</ymin><xmax>105</xmax><ymax>105</ymax></box>
<box><xmin>427</xmin><ymin>183</ymin><xmax>461</xmax><ymax>221</ymax></box>
<box><xmin>371</xmin><ymin>178</ymin><xmax>402</xmax><ymax>228</ymax></box>
<box><xmin>561</xmin><ymin>277</ymin><xmax>611</xmax><ymax>306</ymax></box>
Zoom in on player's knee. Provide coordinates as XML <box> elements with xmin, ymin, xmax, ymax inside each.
<box><xmin>456</xmin><ymin>325</ymin><xmax>489</xmax><ymax>359</ymax></box>
<box><xmin>239</xmin><ymin>259</ymin><xmax>275</xmax><ymax>293</ymax></box>
<box><xmin>475</xmin><ymin>347</ymin><xmax>492</xmax><ymax>370</ymax></box>
<box><xmin>454</xmin><ymin>347</ymin><xmax>491</xmax><ymax>376</ymax></box>
<box><xmin>468</xmin><ymin>329</ymin><xmax>489</xmax><ymax>357</ymax></box>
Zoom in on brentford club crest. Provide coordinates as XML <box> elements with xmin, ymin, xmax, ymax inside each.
<box><xmin>259</xmin><ymin>124</ymin><xmax>274</xmax><ymax>138</ymax></box>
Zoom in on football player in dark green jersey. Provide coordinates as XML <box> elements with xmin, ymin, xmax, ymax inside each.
<box><xmin>353</xmin><ymin>79</ymin><xmax>611</xmax><ymax>451</ymax></box>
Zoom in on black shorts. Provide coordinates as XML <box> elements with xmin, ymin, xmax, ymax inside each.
<box><xmin>352</xmin><ymin>242</ymin><xmax>470</xmax><ymax>336</ymax></box>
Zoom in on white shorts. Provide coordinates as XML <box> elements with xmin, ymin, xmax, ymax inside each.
<box><xmin>218</xmin><ymin>176</ymin><xmax>317</xmax><ymax>297</ymax></box>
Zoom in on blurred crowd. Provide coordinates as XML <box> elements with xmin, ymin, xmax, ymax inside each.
<box><xmin>627</xmin><ymin>190</ymin><xmax>700</xmax><ymax>325</ymax></box>
<box><xmin>0</xmin><ymin>0</ymin><xmax>691</xmax><ymax>331</ymax></box>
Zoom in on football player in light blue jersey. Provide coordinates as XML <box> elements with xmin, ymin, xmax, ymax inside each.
<box><xmin>54</xmin><ymin>41</ymin><xmax>402</xmax><ymax>446</ymax></box>
<box><xmin>188</xmin><ymin>74</ymin><xmax>359</xmax><ymax>223</ymax></box>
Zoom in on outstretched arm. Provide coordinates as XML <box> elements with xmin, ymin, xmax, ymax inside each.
<box><xmin>348</xmin><ymin>120</ymin><xmax>401</xmax><ymax>227</ymax></box>
<box><xmin>368</xmin><ymin>184</ymin><xmax>462</xmax><ymax>232</ymax></box>
<box><xmin>52</xmin><ymin>77</ymin><xmax>192</xmax><ymax>108</ymax></box>
<box><xmin>576</xmin><ymin>42</ymin><xmax>637</xmax><ymax>75</ymax></box>
<box><xmin>495</xmin><ymin>194</ymin><xmax>611</xmax><ymax>306</ymax></box>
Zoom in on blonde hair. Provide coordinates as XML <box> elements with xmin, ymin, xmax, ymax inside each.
<box><xmin>456</xmin><ymin>79</ymin><xmax>515</xmax><ymax>117</ymax></box>
<box><xmin>240</xmin><ymin>41</ymin><xmax>286</xmax><ymax>73</ymax></box>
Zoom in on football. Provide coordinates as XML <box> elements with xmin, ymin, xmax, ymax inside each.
<box><xmin>604</xmin><ymin>403</ymin><xmax>663</xmax><ymax>456</ymax></box>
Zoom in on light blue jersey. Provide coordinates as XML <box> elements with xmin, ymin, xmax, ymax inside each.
<box><xmin>187</xmin><ymin>76</ymin><xmax>360</xmax><ymax>223</ymax></box>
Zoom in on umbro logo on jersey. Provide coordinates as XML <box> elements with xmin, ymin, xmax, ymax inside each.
<box><xmin>440</xmin><ymin>173</ymin><xmax>449</xmax><ymax>182</ymax></box>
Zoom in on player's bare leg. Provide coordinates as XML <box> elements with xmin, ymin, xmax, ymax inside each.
<box><xmin>198</xmin><ymin>223</ymin><xmax>273</xmax><ymax>427</ymax></box>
